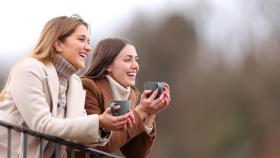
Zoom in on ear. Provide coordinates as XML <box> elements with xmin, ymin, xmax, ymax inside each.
<box><xmin>106</xmin><ymin>65</ymin><xmax>112</xmax><ymax>73</ymax></box>
<box><xmin>54</xmin><ymin>40</ymin><xmax>63</xmax><ymax>52</ymax></box>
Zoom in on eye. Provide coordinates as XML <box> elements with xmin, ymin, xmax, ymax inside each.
<box><xmin>124</xmin><ymin>56</ymin><xmax>132</xmax><ymax>61</ymax></box>
<box><xmin>78</xmin><ymin>38</ymin><xmax>85</xmax><ymax>42</ymax></box>
<box><xmin>124</xmin><ymin>58</ymin><xmax>131</xmax><ymax>62</ymax></box>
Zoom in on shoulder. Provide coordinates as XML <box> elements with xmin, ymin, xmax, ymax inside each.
<box><xmin>80</xmin><ymin>77</ymin><xmax>110</xmax><ymax>95</ymax></box>
<box><xmin>80</xmin><ymin>77</ymin><xmax>100</xmax><ymax>92</ymax></box>
<box><xmin>81</xmin><ymin>77</ymin><xmax>108</xmax><ymax>88</ymax></box>
<box><xmin>81</xmin><ymin>77</ymin><xmax>96</xmax><ymax>90</ymax></box>
<box><xmin>19</xmin><ymin>57</ymin><xmax>44</xmax><ymax>69</ymax></box>
<box><xmin>14</xmin><ymin>57</ymin><xmax>46</xmax><ymax>77</ymax></box>
<box><xmin>81</xmin><ymin>77</ymin><xmax>96</xmax><ymax>85</ymax></box>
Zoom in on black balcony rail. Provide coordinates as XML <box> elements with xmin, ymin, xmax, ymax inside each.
<box><xmin>0</xmin><ymin>120</ymin><xmax>121</xmax><ymax>158</ymax></box>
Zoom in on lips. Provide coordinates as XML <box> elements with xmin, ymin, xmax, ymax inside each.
<box><xmin>126</xmin><ymin>72</ymin><xmax>137</xmax><ymax>80</ymax></box>
<box><xmin>127</xmin><ymin>72</ymin><xmax>136</xmax><ymax>77</ymax></box>
<box><xmin>79</xmin><ymin>52</ymin><xmax>87</xmax><ymax>58</ymax></box>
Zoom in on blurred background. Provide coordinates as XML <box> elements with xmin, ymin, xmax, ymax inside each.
<box><xmin>2</xmin><ymin>0</ymin><xmax>280</xmax><ymax>157</ymax></box>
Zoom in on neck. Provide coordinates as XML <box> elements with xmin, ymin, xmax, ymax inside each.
<box><xmin>106</xmin><ymin>75</ymin><xmax>131</xmax><ymax>100</ymax></box>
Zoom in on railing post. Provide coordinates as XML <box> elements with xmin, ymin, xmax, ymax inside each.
<box><xmin>70</xmin><ymin>148</ymin><xmax>75</xmax><ymax>158</ymax></box>
<box><xmin>85</xmin><ymin>152</ymin><xmax>90</xmax><ymax>158</ymax></box>
<box><xmin>55</xmin><ymin>143</ymin><xmax>61</xmax><ymax>158</ymax></box>
<box><xmin>23</xmin><ymin>132</ymin><xmax>28</xmax><ymax>158</ymax></box>
<box><xmin>7</xmin><ymin>128</ymin><xmax>11</xmax><ymax>158</ymax></box>
<box><xmin>39</xmin><ymin>137</ymin><xmax>44</xmax><ymax>158</ymax></box>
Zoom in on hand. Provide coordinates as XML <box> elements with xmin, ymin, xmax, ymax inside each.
<box><xmin>163</xmin><ymin>84</ymin><xmax>171</xmax><ymax>106</ymax></box>
<box><xmin>136</xmin><ymin>84</ymin><xmax>171</xmax><ymax>116</ymax></box>
<box><xmin>126</xmin><ymin>109</ymin><xmax>135</xmax><ymax>128</ymax></box>
<box><xmin>99</xmin><ymin>106</ymin><xmax>134</xmax><ymax>131</ymax></box>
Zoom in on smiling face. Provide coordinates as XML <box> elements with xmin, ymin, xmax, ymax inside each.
<box><xmin>54</xmin><ymin>24</ymin><xmax>91</xmax><ymax>69</ymax></box>
<box><xmin>106</xmin><ymin>44</ymin><xmax>139</xmax><ymax>88</ymax></box>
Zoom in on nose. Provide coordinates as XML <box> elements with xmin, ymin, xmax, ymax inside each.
<box><xmin>85</xmin><ymin>43</ymin><xmax>92</xmax><ymax>53</ymax></box>
<box><xmin>132</xmin><ymin>60</ymin><xmax>139</xmax><ymax>71</ymax></box>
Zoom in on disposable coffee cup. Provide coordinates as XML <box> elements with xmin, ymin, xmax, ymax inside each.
<box><xmin>109</xmin><ymin>100</ymin><xmax>131</xmax><ymax>116</ymax></box>
<box><xmin>144</xmin><ymin>82</ymin><xmax>166</xmax><ymax>99</ymax></box>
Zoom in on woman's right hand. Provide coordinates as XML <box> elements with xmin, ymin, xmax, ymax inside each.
<box><xmin>98</xmin><ymin>106</ymin><xmax>134</xmax><ymax>131</ymax></box>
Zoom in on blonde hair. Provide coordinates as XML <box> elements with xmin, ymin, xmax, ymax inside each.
<box><xmin>0</xmin><ymin>14</ymin><xmax>88</xmax><ymax>101</ymax></box>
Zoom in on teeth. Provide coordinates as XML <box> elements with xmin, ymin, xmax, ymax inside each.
<box><xmin>127</xmin><ymin>73</ymin><xmax>136</xmax><ymax>77</ymax></box>
<box><xmin>79</xmin><ymin>53</ymin><xmax>86</xmax><ymax>58</ymax></box>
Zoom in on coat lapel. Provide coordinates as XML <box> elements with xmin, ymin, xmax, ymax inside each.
<box><xmin>43</xmin><ymin>61</ymin><xmax>85</xmax><ymax>118</ymax></box>
<box><xmin>66</xmin><ymin>76</ymin><xmax>86</xmax><ymax>118</ymax></box>
<box><xmin>97</xmin><ymin>79</ymin><xmax>113</xmax><ymax>109</ymax></box>
<box><xmin>44</xmin><ymin>62</ymin><xmax>59</xmax><ymax>117</ymax></box>
<box><xmin>97</xmin><ymin>79</ymin><xmax>138</xmax><ymax>109</ymax></box>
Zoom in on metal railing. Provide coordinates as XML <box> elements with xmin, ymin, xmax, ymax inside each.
<box><xmin>0</xmin><ymin>120</ymin><xmax>121</xmax><ymax>158</ymax></box>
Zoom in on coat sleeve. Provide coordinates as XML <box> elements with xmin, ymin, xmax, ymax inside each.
<box><xmin>10</xmin><ymin>59</ymin><xmax>102</xmax><ymax>146</ymax></box>
<box><xmin>120</xmin><ymin>123</ymin><xmax>156</xmax><ymax>158</ymax></box>
<box><xmin>81</xmin><ymin>78</ymin><xmax>156</xmax><ymax>157</ymax></box>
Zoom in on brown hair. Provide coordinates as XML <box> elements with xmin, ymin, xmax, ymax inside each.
<box><xmin>82</xmin><ymin>38</ymin><xmax>131</xmax><ymax>79</ymax></box>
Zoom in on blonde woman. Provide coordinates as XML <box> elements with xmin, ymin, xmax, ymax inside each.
<box><xmin>0</xmin><ymin>15</ymin><xmax>134</xmax><ymax>158</ymax></box>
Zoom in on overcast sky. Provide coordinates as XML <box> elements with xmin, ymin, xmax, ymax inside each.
<box><xmin>0</xmin><ymin>0</ymin><xmax>276</xmax><ymax>65</ymax></box>
<box><xmin>0</xmin><ymin>0</ymin><xmax>192</xmax><ymax>57</ymax></box>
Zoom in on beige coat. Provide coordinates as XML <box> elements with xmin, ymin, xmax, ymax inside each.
<box><xmin>0</xmin><ymin>58</ymin><xmax>108</xmax><ymax>158</ymax></box>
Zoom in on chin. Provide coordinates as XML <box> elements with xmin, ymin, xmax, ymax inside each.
<box><xmin>129</xmin><ymin>82</ymin><xmax>136</xmax><ymax>87</ymax></box>
<box><xmin>76</xmin><ymin>63</ymin><xmax>85</xmax><ymax>69</ymax></box>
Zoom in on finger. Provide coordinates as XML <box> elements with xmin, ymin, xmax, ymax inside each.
<box><xmin>127</xmin><ymin>117</ymin><xmax>133</xmax><ymax>128</ymax></box>
<box><xmin>164</xmin><ymin>87</ymin><xmax>170</xmax><ymax>95</ymax></box>
<box><xmin>142</xmin><ymin>90</ymin><xmax>152</xmax><ymax>99</ymax></box>
<box><xmin>153</xmin><ymin>98</ymin><xmax>167</xmax><ymax>111</ymax></box>
<box><xmin>123</xmin><ymin>124</ymin><xmax>127</xmax><ymax>130</ymax></box>
<box><xmin>129</xmin><ymin>110</ymin><xmax>136</xmax><ymax>124</ymax></box>
<box><xmin>116</xmin><ymin>112</ymin><xmax>132</xmax><ymax>121</ymax></box>
<box><xmin>163</xmin><ymin>83</ymin><xmax>170</xmax><ymax>89</ymax></box>
<box><xmin>114</xmin><ymin>119</ymin><xmax>128</xmax><ymax>126</ymax></box>
<box><xmin>104</xmin><ymin>106</ymin><xmax>113</xmax><ymax>115</ymax></box>
<box><xmin>160</xmin><ymin>99</ymin><xmax>169</xmax><ymax>109</ymax></box>
<box><xmin>154</xmin><ymin>93</ymin><xmax>164</xmax><ymax>104</ymax></box>
<box><xmin>163</xmin><ymin>88</ymin><xmax>171</xmax><ymax>101</ymax></box>
<box><xmin>149</xmin><ymin>89</ymin><xmax>158</xmax><ymax>100</ymax></box>
<box><xmin>163</xmin><ymin>97</ymin><xmax>170</xmax><ymax>105</ymax></box>
<box><xmin>164</xmin><ymin>91</ymin><xmax>171</xmax><ymax>102</ymax></box>
<box><xmin>112</xmin><ymin>105</ymin><xmax>121</xmax><ymax>110</ymax></box>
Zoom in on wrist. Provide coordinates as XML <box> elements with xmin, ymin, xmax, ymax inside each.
<box><xmin>148</xmin><ymin>113</ymin><xmax>156</xmax><ymax>119</ymax></box>
<box><xmin>144</xmin><ymin>114</ymin><xmax>155</xmax><ymax>127</ymax></box>
<box><xmin>135</xmin><ymin>105</ymin><xmax>148</xmax><ymax>121</ymax></box>
<box><xmin>98</xmin><ymin>114</ymin><xmax>104</xmax><ymax>128</ymax></box>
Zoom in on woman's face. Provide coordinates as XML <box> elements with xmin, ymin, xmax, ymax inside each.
<box><xmin>107</xmin><ymin>44</ymin><xmax>139</xmax><ymax>88</ymax></box>
<box><xmin>55</xmin><ymin>24</ymin><xmax>91</xmax><ymax>69</ymax></box>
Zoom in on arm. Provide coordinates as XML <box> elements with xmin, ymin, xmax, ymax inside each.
<box><xmin>120</xmin><ymin>86</ymin><xmax>171</xmax><ymax>157</ymax></box>
<box><xmin>120</xmin><ymin>108</ymin><xmax>156</xmax><ymax>158</ymax></box>
<box><xmin>121</xmin><ymin>125</ymin><xmax>156</xmax><ymax>158</ymax></box>
<box><xmin>10</xmin><ymin>59</ymin><xmax>101</xmax><ymax>145</ymax></box>
<box><xmin>82</xmin><ymin>78</ymin><xmax>149</xmax><ymax>153</ymax></box>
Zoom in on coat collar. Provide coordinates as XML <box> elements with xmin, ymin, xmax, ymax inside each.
<box><xmin>96</xmin><ymin>79</ymin><xmax>112</xmax><ymax>109</ymax></box>
<box><xmin>42</xmin><ymin>61</ymin><xmax>85</xmax><ymax>117</ymax></box>
<box><xmin>44</xmin><ymin>62</ymin><xmax>59</xmax><ymax>117</ymax></box>
<box><xmin>95</xmin><ymin>79</ymin><xmax>138</xmax><ymax>109</ymax></box>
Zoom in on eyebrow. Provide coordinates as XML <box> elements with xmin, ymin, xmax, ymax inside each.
<box><xmin>77</xmin><ymin>35</ymin><xmax>87</xmax><ymax>38</ymax></box>
<box><xmin>125</xmin><ymin>54</ymin><xmax>138</xmax><ymax>58</ymax></box>
<box><xmin>78</xmin><ymin>34</ymin><xmax>90</xmax><ymax>42</ymax></box>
